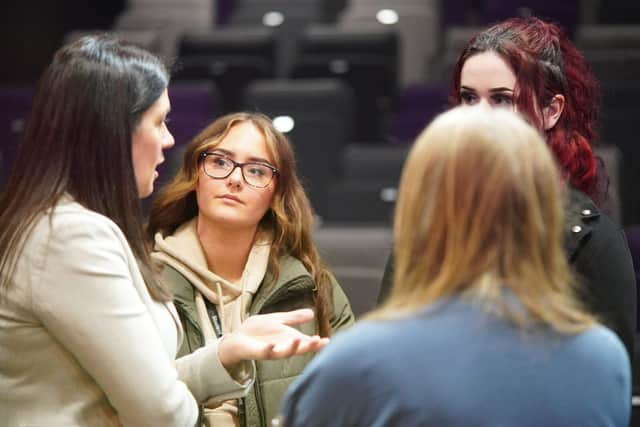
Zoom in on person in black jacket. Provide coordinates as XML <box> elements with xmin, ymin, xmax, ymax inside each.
<box><xmin>378</xmin><ymin>17</ymin><xmax>636</xmax><ymax>361</ymax></box>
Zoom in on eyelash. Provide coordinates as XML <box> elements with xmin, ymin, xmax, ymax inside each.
<box><xmin>493</xmin><ymin>94</ymin><xmax>513</xmax><ymax>104</ymax></box>
<box><xmin>460</xmin><ymin>91</ymin><xmax>476</xmax><ymax>104</ymax></box>
<box><xmin>459</xmin><ymin>92</ymin><xmax>513</xmax><ymax>105</ymax></box>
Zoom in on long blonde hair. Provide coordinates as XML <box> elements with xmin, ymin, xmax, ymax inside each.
<box><xmin>148</xmin><ymin>112</ymin><xmax>334</xmax><ymax>336</ymax></box>
<box><xmin>372</xmin><ymin>106</ymin><xmax>594</xmax><ymax>333</ymax></box>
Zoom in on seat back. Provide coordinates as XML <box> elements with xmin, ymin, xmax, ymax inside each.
<box><xmin>175</xmin><ymin>28</ymin><xmax>277</xmax><ymax>111</ymax></box>
<box><xmin>291</xmin><ymin>25</ymin><xmax>398</xmax><ymax>141</ymax></box>
<box><xmin>313</xmin><ymin>225</ymin><xmax>392</xmax><ymax>317</ymax></box>
<box><xmin>241</xmin><ymin>78</ymin><xmax>355</xmax><ymax>219</ymax></box>
<box><xmin>0</xmin><ymin>86</ymin><xmax>34</xmax><ymax>191</ymax></box>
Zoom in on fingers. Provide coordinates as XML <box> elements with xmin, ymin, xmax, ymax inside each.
<box><xmin>260</xmin><ymin>308</ymin><xmax>315</xmax><ymax>326</ymax></box>
<box><xmin>271</xmin><ymin>337</ymin><xmax>302</xmax><ymax>358</ymax></box>
<box><xmin>295</xmin><ymin>336</ymin><xmax>329</xmax><ymax>354</ymax></box>
<box><xmin>265</xmin><ymin>335</ymin><xmax>329</xmax><ymax>359</ymax></box>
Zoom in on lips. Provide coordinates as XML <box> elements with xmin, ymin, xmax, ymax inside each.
<box><xmin>153</xmin><ymin>158</ymin><xmax>165</xmax><ymax>178</ymax></box>
<box><xmin>218</xmin><ymin>194</ymin><xmax>243</xmax><ymax>204</ymax></box>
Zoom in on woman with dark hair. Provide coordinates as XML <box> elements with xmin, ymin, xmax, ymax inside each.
<box><xmin>282</xmin><ymin>106</ymin><xmax>630</xmax><ymax>427</ymax></box>
<box><xmin>147</xmin><ymin>111</ymin><xmax>354</xmax><ymax>426</ymax></box>
<box><xmin>379</xmin><ymin>17</ymin><xmax>636</xmax><ymax>360</ymax></box>
<box><xmin>0</xmin><ymin>35</ymin><xmax>328</xmax><ymax>427</ymax></box>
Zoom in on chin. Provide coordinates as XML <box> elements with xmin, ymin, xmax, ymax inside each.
<box><xmin>207</xmin><ymin>211</ymin><xmax>259</xmax><ymax>229</ymax></box>
<box><xmin>138</xmin><ymin>183</ymin><xmax>155</xmax><ymax>199</ymax></box>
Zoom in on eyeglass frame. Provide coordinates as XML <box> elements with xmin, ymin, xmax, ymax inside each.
<box><xmin>198</xmin><ymin>152</ymin><xmax>279</xmax><ymax>188</ymax></box>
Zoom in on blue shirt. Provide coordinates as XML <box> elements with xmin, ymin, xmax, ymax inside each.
<box><xmin>281</xmin><ymin>297</ymin><xmax>630</xmax><ymax>427</ymax></box>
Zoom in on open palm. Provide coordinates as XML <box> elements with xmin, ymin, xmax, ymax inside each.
<box><xmin>218</xmin><ymin>309</ymin><xmax>330</xmax><ymax>368</ymax></box>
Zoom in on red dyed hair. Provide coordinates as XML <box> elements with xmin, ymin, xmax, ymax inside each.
<box><xmin>450</xmin><ymin>17</ymin><xmax>603</xmax><ymax>203</ymax></box>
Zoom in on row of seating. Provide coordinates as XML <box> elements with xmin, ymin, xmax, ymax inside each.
<box><xmin>573</xmin><ymin>25</ymin><xmax>640</xmax><ymax>229</ymax></box>
<box><xmin>0</xmin><ymin>76</ymin><xmax>627</xmax><ymax>226</ymax></box>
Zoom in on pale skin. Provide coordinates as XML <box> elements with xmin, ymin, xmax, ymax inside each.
<box><xmin>195</xmin><ymin>121</ymin><xmax>276</xmax><ymax>282</ymax></box>
<box><xmin>132</xmin><ymin>102</ymin><xmax>328</xmax><ymax>370</ymax></box>
<box><xmin>459</xmin><ymin>51</ymin><xmax>565</xmax><ymax>131</ymax></box>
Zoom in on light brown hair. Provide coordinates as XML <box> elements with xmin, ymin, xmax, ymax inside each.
<box><xmin>372</xmin><ymin>105</ymin><xmax>594</xmax><ymax>333</ymax></box>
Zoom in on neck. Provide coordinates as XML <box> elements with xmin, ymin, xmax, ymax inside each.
<box><xmin>196</xmin><ymin>216</ymin><xmax>258</xmax><ymax>283</ymax></box>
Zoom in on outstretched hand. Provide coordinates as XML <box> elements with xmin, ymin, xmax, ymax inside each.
<box><xmin>218</xmin><ymin>308</ymin><xmax>330</xmax><ymax>369</ymax></box>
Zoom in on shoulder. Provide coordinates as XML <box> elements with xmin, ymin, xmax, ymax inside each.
<box><xmin>25</xmin><ymin>198</ymin><xmax>128</xmax><ymax>260</ymax></box>
<box><xmin>565</xmin><ymin>189</ymin><xmax>632</xmax><ymax>277</ymax></box>
<box><xmin>574</xmin><ymin>325</ymin><xmax>630</xmax><ymax>369</ymax></box>
<box><xmin>264</xmin><ymin>255</ymin><xmax>313</xmax><ymax>288</ymax></box>
<box><xmin>311</xmin><ymin>319</ymin><xmax>404</xmax><ymax>368</ymax></box>
<box><xmin>276</xmin><ymin>255</ymin><xmax>311</xmax><ymax>277</ymax></box>
<box><xmin>39</xmin><ymin>198</ymin><xmax>124</xmax><ymax>242</ymax></box>
<box><xmin>160</xmin><ymin>263</ymin><xmax>195</xmax><ymax>303</ymax></box>
<box><xmin>565</xmin><ymin>188</ymin><xmax>625</xmax><ymax>255</ymax></box>
<box><xmin>566</xmin><ymin>325</ymin><xmax>631</xmax><ymax>401</ymax></box>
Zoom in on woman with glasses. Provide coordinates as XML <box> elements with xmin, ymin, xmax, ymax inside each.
<box><xmin>147</xmin><ymin>111</ymin><xmax>355</xmax><ymax>427</ymax></box>
<box><xmin>0</xmin><ymin>36</ymin><xmax>332</xmax><ymax>427</ymax></box>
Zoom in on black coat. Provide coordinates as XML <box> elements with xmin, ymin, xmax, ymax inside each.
<box><xmin>378</xmin><ymin>188</ymin><xmax>636</xmax><ymax>360</ymax></box>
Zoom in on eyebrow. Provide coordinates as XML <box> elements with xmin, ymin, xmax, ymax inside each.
<box><xmin>489</xmin><ymin>87</ymin><xmax>514</xmax><ymax>93</ymax></box>
<box><xmin>210</xmin><ymin>148</ymin><xmax>273</xmax><ymax>165</ymax></box>
<box><xmin>460</xmin><ymin>86</ymin><xmax>513</xmax><ymax>93</ymax></box>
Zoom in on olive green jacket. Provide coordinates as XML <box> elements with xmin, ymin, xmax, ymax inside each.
<box><xmin>162</xmin><ymin>255</ymin><xmax>355</xmax><ymax>427</ymax></box>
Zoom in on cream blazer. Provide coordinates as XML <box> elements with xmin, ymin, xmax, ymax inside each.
<box><xmin>0</xmin><ymin>197</ymin><xmax>253</xmax><ymax>427</ymax></box>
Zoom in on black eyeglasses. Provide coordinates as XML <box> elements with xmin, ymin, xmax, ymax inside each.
<box><xmin>199</xmin><ymin>152</ymin><xmax>278</xmax><ymax>188</ymax></box>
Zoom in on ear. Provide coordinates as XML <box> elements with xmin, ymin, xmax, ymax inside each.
<box><xmin>543</xmin><ymin>94</ymin><xmax>565</xmax><ymax>130</ymax></box>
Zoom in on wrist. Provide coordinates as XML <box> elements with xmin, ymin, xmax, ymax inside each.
<box><xmin>218</xmin><ymin>334</ymin><xmax>240</xmax><ymax>370</ymax></box>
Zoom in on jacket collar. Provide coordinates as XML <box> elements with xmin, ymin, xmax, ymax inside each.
<box><xmin>170</xmin><ymin>254</ymin><xmax>315</xmax><ymax>322</ymax></box>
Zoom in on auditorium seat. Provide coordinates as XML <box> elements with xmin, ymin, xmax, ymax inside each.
<box><xmin>313</xmin><ymin>225</ymin><xmax>392</xmax><ymax>317</ymax></box>
<box><xmin>0</xmin><ymin>86</ymin><xmax>34</xmax><ymax>191</ymax></box>
<box><xmin>386</xmin><ymin>83</ymin><xmax>449</xmax><ymax>144</ymax></box>
<box><xmin>64</xmin><ymin>30</ymin><xmax>165</xmax><ymax>58</ymax></box>
<box><xmin>291</xmin><ymin>25</ymin><xmax>398</xmax><ymax>142</ymax></box>
<box><xmin>594</xmin><ymin>144</ymin><xmax>622</xmax><ymax>224</ymax></box>
<box><xmin>326</xmin><ymin>144</ymin><xmax>408</xmax><ymax>224</ymax></box>
<box><xmin>576</xmin><ymin>25</ymin><xmax>640</xmax><ymax>225</ymax></box>
<box><xmin>167</xmin><ymin>81</ymin><xmax>220</xmax><ymax>147</ymax></box>
<box><xmin>241</xmin><ymin>78</ymin><xmax>354</xmax><ymax>219</ymax></box>
<box><xmin>113</xmin><ymin>0</ymin><xmax>214</xmax><ymax>58</ymax></box>
<box><xmin>338</xmin><ymin>0</ymin><xmax>441</xmax><ymax>86</ymax></box>
<box><xmin>227</xmin><ymin>0</ymin><xmax>325</xmax><ymax>77</ymax></box>
<box><xmin>432</xmin><ymin>25</ymin><xmax>485</xmax><ymax>83</ymax></box>
<box><xmin>175</xmin><ymin>27</ymin><xmax>277</xmax><ymax>112</ymax></box>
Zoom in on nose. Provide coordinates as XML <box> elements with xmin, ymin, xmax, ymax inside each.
<box><xmin>477</xmin><ymin>97</ymin><xmax>491</xmax><ymax>108</ymax></box>
<box><xmin>163</xmin><ymin>129</ymin><xmax>175</xmax><ymax>149</ymax></box>
<box><xmin>227</xmin><ymin>165</ymin><xmax>243</xmax><ymax>188</ymax></box>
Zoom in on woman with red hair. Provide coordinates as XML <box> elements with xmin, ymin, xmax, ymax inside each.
<box><xmin>379</xmin><ymin>17</ymin><xmax>636</xmax><ymax>361</ymax></box>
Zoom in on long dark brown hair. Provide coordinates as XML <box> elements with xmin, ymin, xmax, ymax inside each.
<box><xmin>148</xmin><ymin>112</ymin><xmax>334</xmax><ymax>336</ymax></box>
<box><xmin>0</xmin><ymin>35</ymin><xmax>172</xmax><ymax>301</ymax></box>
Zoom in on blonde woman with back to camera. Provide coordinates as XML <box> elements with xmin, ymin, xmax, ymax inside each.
<box><xmin>280</xmin><ymin>105</ymin><xmax>630</xmax><ymax>427</ymax></box>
